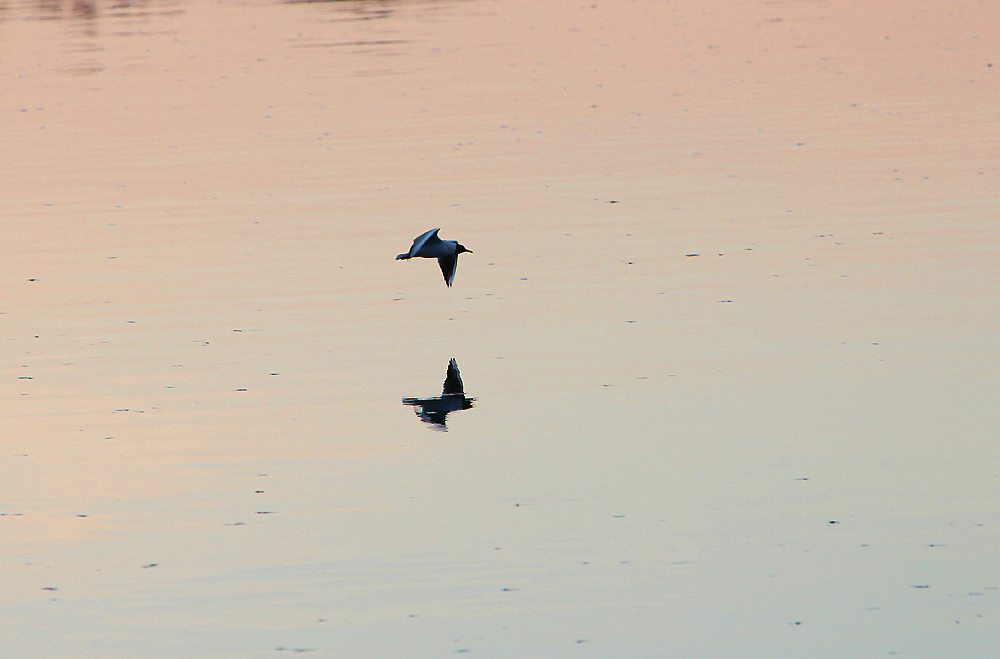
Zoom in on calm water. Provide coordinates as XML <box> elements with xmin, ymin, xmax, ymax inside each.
<box><xmin>2</xmin><ymin>0</ymin><xmax>999</xmax><ymax>657</ymax></box>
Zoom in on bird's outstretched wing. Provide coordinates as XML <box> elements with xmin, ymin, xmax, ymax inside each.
<box><xmin>438</xmin><ymin>254</ymin><xmax>457</xmax><ymax>286</ymax></box>
<box><xmin>396</xmin><ymin>228</ymin><xmax>442</xmax><ymax>260</ymax></box>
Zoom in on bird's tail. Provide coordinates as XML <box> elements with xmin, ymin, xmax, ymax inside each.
<box><xmin>396</xmin><ymin>253</ymin><xmax>410</xmax><ymax>260</ymax></box>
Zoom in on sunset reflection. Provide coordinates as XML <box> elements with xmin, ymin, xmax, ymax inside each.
<box><xmin>3</xmin><ymin>0</ymin><xmax>998</xmax><ymax>655</ymax></box>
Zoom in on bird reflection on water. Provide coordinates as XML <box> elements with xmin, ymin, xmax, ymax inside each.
<box><xmin>402</xmin><ymin>358</ymin><xmax>474</xmax><ymax>431</ymax></box>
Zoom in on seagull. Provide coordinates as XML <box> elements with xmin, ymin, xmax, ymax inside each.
<box><xmin>396</xmin><ymin>228</ymin><xmax>472</xmax><ymax>287</ymax></box>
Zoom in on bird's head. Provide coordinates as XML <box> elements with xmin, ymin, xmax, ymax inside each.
<box><xmin>455</xmin><ymin>243</ymin><xmax>472</xmax><ymax>255</ymax></box>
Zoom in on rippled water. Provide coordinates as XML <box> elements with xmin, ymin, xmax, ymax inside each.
<box><xmin>3</xmin><ymin>0</ymin><xmax>999</xmax><ymax>656</ymax></box>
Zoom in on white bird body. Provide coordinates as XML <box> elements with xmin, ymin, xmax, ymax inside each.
<box><xmin>396</xmin><ymin>228</ymin><xmax>472</xmax><ymax>286</ymax></box>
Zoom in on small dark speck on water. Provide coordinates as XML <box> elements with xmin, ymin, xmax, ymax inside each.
<box><xmin>685</xmin><ymin>254</ymin><xmax>699</xmax><ymax>257</ymax></box>
<box><xmin>235</xmin><ymin>388</ymin><xmax>247</xmax><ymax>391</ymax></box>
<box><xmin>256</xmin><ymin>511</ymin><xmax>277</xmax><ymax>515</ymax></box>
<box><xmin>828</xmin><ymin>520</ymin><xmax>839</xmax><ymax>524</ymax></box>
<box><xmin>911</xmin><ymin>584</ymin><xmax>930</xmax><ymax>588</ymax></box>
<box><xmin>794</xmin><ymin>477</ymin><xmax>809</xmax><ymax>480</ymax></box>
<box><xmin>141</xmin><ymin>563</ymin><xmax>158</xmax><ymax>569</ymax></box>
<box><xmin>76</xmin><ymin>514</ymin><xmax>88</xmax><ymax>518</ymax></box>
<box><xmin>42</xmin><ymin>587</ymin><xmax>58</xmax><ymax>591</ymax></box>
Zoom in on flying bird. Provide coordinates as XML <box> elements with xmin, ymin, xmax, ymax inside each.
<box><xmin>396</xmin><ymin>228</ymin><xmax>472</xmax><ymax>286</ymax></box>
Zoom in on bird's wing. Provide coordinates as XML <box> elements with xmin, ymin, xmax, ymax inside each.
<box><xmin>438</xmin><ymin>254</ymin><xmax>457</xmax><ymax>286</ymax></box>
<box><xmin>442</xmin><ymin>358</ymin><xmax>464</xmax><ymax>395</ymax></box>
<box><xmin>411</xmin><ymin>228</ymin><xmax>442</xmax><ymax>254</ymax></box>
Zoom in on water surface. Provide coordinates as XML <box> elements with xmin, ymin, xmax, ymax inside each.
<box><xmin>2</xmin><ymin>0</ymin><xmax>999</xmax><ymax>656</ymax></box>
